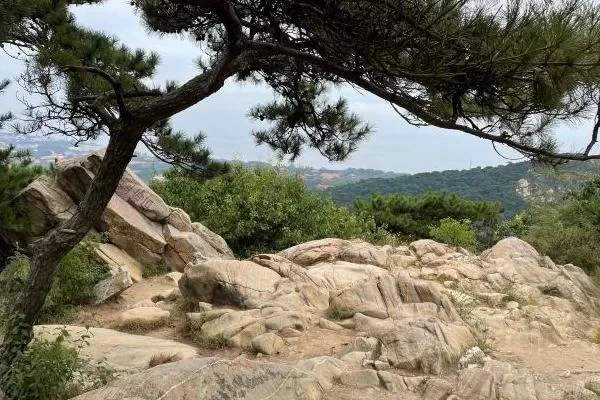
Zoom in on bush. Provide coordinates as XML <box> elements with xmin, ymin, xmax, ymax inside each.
<box><xmin>354</xmin><ymin>192</ymin><xmax>502</xmax><ymax>247</ymax></box>
<box><xmin>0</xmin><ymin>237</ymin><xmax>110</xmax><ymax>324</ymax></box>
<box><xmin>429</xmin><ymin>218</ymin><xmax>478</xmax><ymax>250</ymax></box>
<box><xmin>500</xmin><ymin>176</ymin><xmax>600</xmax><ymax>275</ymax></box>
<box><xmin>152</xmin><ymin>166</ymin><xmax>394</xmax><ymax>257</ymax></box>
<box><xmin>2</xmin><ymin>328</ymin><xmax>115</xmax><ymax>400</ymax></box>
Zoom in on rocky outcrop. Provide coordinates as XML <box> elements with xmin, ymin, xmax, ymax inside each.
<box><xmin>0</xmin><ymin>150</ymin><xmax>233</xmax><ymax>279</ymax></box>
<box><xmin>40</xmin><ymin>235</ymin><xmax>600</xmax><ymax>399</ymax></box>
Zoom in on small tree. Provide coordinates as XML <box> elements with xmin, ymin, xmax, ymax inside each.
<box><xmin>4</xmin><ymin>0</ymin><xmax>600</xmax><ymax>383</ymax></box>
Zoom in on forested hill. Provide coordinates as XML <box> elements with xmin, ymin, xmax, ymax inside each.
<box><xmin>325</xmin><ymin>161</ymin><xmax>600</xmax><ymax>217</ymax></box>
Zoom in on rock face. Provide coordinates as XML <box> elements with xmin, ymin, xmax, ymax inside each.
<box><xmin>0</xmin><ymin>150</ymin><xmax>233</xmax><ymax>278</ymax></box>
<box><xmin>53</xmin><ymin>236</ymin><xmax>600</xmax><ymax>399</ymax></box>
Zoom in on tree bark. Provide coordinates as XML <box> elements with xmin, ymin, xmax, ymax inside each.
<box><xmin>0</xmin><ymin>126</ymin><xmax>143</xmax><ymax>386</ymax></box>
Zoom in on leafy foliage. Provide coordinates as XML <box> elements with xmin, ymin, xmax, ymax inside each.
<box><xmin>429</xmin><ymin>218</ymin><xmax>478</xmax><ymax>250</ymax></box>
<box><xmin>152</xmin><ymin>165</ymin><xmax>392</xmax><ymax>257</ymax></box>
<box><xmin>497</xmin><ymin>176</ymin><xmax>600</xmax><ymax>275</ymax></box>
<box><xmin>2</xmin><ymin>327</ymin><xmax>115</xmax><ymax>400</ymax></box>
<box><xmin>354</xmin><ymin>192</ymin><xmax>502</xmax><ymax>247</ymax></box>
<box><xmin>1</xmin><ymin>237</ymin><xmax>109</xmax><ymax>323</ymax></box>
<box><xmin>0</xmin><ymin>146</ymin><xmax>44</xmax><ymax>232</ymax></box>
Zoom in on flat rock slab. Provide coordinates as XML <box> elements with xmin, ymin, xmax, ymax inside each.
<box><xmin>71</xmin><ymin>356</ymin><xmax>327</xmax><ymax>400</ymax></box>
<box><xmin>34</xmin><ymin>325</ymin><xmax>198</xmax><ymax>372</ymax></box>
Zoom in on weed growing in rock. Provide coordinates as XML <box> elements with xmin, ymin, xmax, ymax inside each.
<box><xmin>500</xmin><ymin>283</ymin><xmax>534</xmax><ymax>306</ymax></box>
<box><xmin>193</xmin><ymin>333</ymin><xmax>229</xmax><ymax>349</ymax></box>
<box><xmin>326</xmin><ymin>308</ymin><xmax>347</xmax><ymax>321</ymax></box>
<box><xmin>540</xmin><ymin>285</ymin><xmax>563</xmax><ymax>298</ymax></box>
<box><xmin>148</xmin><ymin>352</ymin><xmax>183</xmax><ymax>368</ymax></box>
<box><xmin>142</xmin><ymin>262</ymin><xmax>170</xmax><ymax>278</ymax></box>
<box><xmin>447</xmin><ymin>291</ymin><xmax>495</xmax><ymax>354</ymax></box>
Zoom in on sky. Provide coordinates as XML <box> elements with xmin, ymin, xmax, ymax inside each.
<box><xmin>0</xmin><ymin>0</ymin><xmax>596</xmax><ymax>173</ymax></box>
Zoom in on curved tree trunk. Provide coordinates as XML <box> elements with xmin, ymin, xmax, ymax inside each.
<box><xmin>0</xmin><ymin>127</ymin><xmax>143</xmax><ymax>386</ymax></box>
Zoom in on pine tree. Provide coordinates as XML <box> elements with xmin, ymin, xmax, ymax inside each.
<box><xmin>3</xmin><ymin>0</ymin><xmax>600</xmax><ymax>382</ymax></box>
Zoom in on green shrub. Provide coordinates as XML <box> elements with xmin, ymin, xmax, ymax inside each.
<box><xmin>505</xmin><ymin>176</ymin><xmax>600</xmax><ymax>275</ymax></box>
<box><xmin>354</xmin><ymin>192</ymin><xmax>502</xmax><ymax>248</ymax></box>
<box><xmin>152</xmin><ymin>166</ymin><xmax>394</xmax><ymax>257</ymax></box>
<box><xmin>2</xmin><ymin>328</ymin><xmax>116</xmax><ymax>399</ymax></box>
<box><xmin>429</xmin><ymin>218</ymin><xmax>478</xmax><ymax>249</ymax></box>
<box><xmin>0</xmin><ymin>237</ymin><xmax>110</xmax><ymax>324</ymax></box>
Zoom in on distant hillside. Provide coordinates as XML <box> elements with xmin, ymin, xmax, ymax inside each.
<box><xmin>326</xmin><ymin>161</ymin><xmax>600</xmax><ymax>217</ymax></box>
<box><xmin>0</xmin><ymin>132</ymin><xmax>401</xmax><ymax>189</ymax></box>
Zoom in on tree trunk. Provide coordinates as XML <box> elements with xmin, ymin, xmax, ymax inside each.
<box><xmin>0</xmin><ymin>127</ymin><xmax>143</xmax><ymax>386</ymax></box>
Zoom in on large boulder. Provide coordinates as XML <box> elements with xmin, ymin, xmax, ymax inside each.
<box><xmin>1</xmin><ymin>175</ymin><xmax>76</xmax><ymax>245</ymax></box>
<box><xmin>71</xmin><ymin>356</ymin><xmax>333</xmax><ymax>400</ymax></box>
<box><xmin>2</xmin><ymin>150</ymin><xmax>233</xmax><ymax>278</ymax></box>
<box><xmin>179</xmin><ymin>259</ymin><xmax>282</xmax><ymax>308</ymax></box>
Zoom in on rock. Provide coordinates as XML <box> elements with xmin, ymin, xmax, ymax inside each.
<box><xmin>505</xmin><ymin>301</ymin><xmax>519</xmax><ymax>310</ymax></box>
<box><xmin>585</xmin><ymin>378</ymin><xmax>600</xmax><ymax>395</ymax></box>
<box><xmin>319</xmin><ymin>318</ymin><xmax>344</xmax><ymax>331</ymax></box>
<box><xmin>458</xmin><ymin>346</ymin><xmax>487</xmax><ymax>369</ymax></box>
<box><xmin>295</xmin><ymin>356</ymin><xmax>346</xmax><ymax>390</ymax></box>
<box><xmin>191</xmin><ymin>222</ymin><xmax>234</xmax><ymax>258</ymax></box>
<box><xmin>264</xmin><ymin>311</ymin><xmax>308</xmax><ymax>331</ymax></box>
<box><xmin>101</xmin><ymin>195</ymin><xmax>167</xmax><ymax>258</ymax></box>
<box><xmin>410</xmin><ymin>239</ymin><xmax>453</xmax><ymax>258</ymax></box>
<box><xmin>198</xmin><ymin>302</ymin><xmax>213</xmax><ymax>312</ymax></box>
<box><xmin>251</xmin><ymin>253</ymin><xmax>324</xmax><ymax>285</ymax></box>
<box><xmin>306</xmin><ymin>261</ymin><xmax>389</xmax><ymax>290</ymax></box>
<box><xmin>179</xmin><ymin>259</ymin><xmax>281</xmax><ymax>308</ymax></box>
<box><xmin>163</xmin><ymin>224</ymin><xmax>223</xmax><ymax>269</ymax></box>
<box><xmin>252</xmin><ymin>332</ymin><xmax>285</xmax><ymax>355</ymax></box>
<box><xmin>162</xmin><ymin>271</ymin><xmax>183</xmax><ymax>285</ymax></box>
<box><xmin>92</xmin><ymin>267</ymin><xmax>132</xmax><ymax>305</ymax></box>
<box><xmin>423</xmin><ymin>378</ymin><xmax>453</xmax><ymax>400</ymax></box>
<box><xmin>339</xmin><ymin>369</ymin><xmax>380</xmax><ymax>389</ymax></box>
<box><xmin>346</xmin><ymin>336</ymin><xmax>379</xmax><ymax>353</ymax></box>
<box><xmin>377</xmin><ymin>371</ymin><xmax>410</xmax><ymax>393</ymax></box>
<box><xmin>166</xmin><ymin>207</ymin><xmax>193</xmax><ymax>232</ymax></box>
<box><xmin>230</xmin><ymin>321</ymin><xmax>267</xmax><ymax>349</ymax></box>
<box><xmin>278</xmin><ymin>238</ymin><xmax>350</xmax><ymax>266</ymax></box>
<box><xmin>72</xmin><ymin>357</ymin><xmax>327</xmax><ymax>400</ymax></box>
<box><xmin>200</xmin><ymin>309</ymin><xmax>261</xmax><ymax>340</ymax></box>
<box><xmin>113</xmin><ymin>168</ymin><xmax>172</xmax><ymax>222</ymax></box>
<box><xmin>151</xmin><ymin>288</ymin><xmax>181</xmax><ymax>303</ymax></box>
<box><xmin>329</xmin><ymin>274</ymin><xmax>401</xmax><ymax>319</ymax></box>
<box><xmin>483</xmin><ymin>237</ymin><xmax>540</xmax><ymax>262</ymax></box>
<box><xmin>95</xmin><ymin>243</ymin><xmax>143</xmax><ymax>282</ymax></box>
<box><xmin>1</xmin><ymin>176</ymin><xmax>77</xmax><ymax>245</ymax></box>
<box><xmin>338</xmin><ymin>241</ymin><xmax>392</xmax><ymax>268</ymax></box>
<box><xmin>280</xmin><ymin>327</ymin><xmax>303</xmax><ymax>337</ymax></box>
<box><xmin>117</xmin><ymin>307</ymin><xmax>170</xmax><ymax>329</ymax></box>
<box><xmin>34</xmin><ymin>325</ymin><xmax>197</xmax><ymax>371</ymax></box>
<box><xmin>378</xmin><ymin>319</ymin><xmax>474</xmax><ymax>375</ymax></box>
<box><xmin>455</xmin><ymin>368</ymin><xmax>496</xmax><ymax>400</ymax></box>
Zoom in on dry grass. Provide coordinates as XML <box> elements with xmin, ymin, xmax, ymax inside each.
<box><xmin>148</xmin><ymin>352</ymin><xmax>183</xmax><ymax>368</ymax></box>
<box><xmin>117</xmin><ymin>316</ymin><xmax>169</xmax><ymax>333</ymax></box>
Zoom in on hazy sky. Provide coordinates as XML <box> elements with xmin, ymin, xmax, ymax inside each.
<box><xmin>0</xmin><ymin>0</ymin><xmax>596</xmax><ymax>173</ymax></box>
